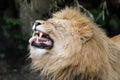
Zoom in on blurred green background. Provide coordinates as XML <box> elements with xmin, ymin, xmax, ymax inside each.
<box><xmin>0</xmin><ymin>0</ymin><xmax>120</xmax><ymax>80</ymax></box>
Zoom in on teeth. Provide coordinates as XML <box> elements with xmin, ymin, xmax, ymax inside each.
<box><xmin>39</xmin><ymin>32</ymin><xmax>43</xmax><ymax>38</ymax></box>
<box><xmin>32</xmin><ymin>31</ymin><xmax>43</xmax><ymax>38</ymax></box>
<box><xmin>32</xmin><ymin>32</ymin><xmax>36</xmax><ymax>36</ymax></box>
<box><xmin>44</xmin><ymin>40</ymin><xmax>50</xmax><ymax>45</ymax></box>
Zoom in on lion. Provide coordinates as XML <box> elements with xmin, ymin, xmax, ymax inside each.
<box><xmin>29</xmin><ymin>8</ymin><xmax>120</xmax><ymax>80</ymax></box>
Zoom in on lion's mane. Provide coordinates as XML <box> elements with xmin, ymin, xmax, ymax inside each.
<box><xmin>30</xmin><ymin>8</ymin><xmax>120</xmax><ymax>80</ymax></box>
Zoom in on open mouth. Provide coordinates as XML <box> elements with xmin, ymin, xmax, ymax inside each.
<box><xmin>29</xmin><ymin>31</ymin><xmax>54</xmax><ymax>49</ymax></box>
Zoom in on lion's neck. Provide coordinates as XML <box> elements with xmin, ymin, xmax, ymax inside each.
<box><xmin>41</xmin><ymin>72</ymin><xmax>102</xmax><ymax>80</ymax></box>
<box><xmin>73</xmin><ymin>73</ymin><xmax>101</xmax><ymax>80</ymax></box>
<box><xmin>39</xmin><ymin>64</ymin><xmax>104</xmax><ymax>80</ymax></box>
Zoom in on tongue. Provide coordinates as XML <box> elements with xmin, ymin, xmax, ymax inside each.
<box><xmin>29</xmin><ymin>36</ymin><xmax>51</xmax><ymax>44</ymax></box>
<box><xmin>29</xmin><ymin>36</ymin><xmax>37</xmax><ymax>44</ymax></box>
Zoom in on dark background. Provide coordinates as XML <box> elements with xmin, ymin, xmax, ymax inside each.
<box><xmin>0</xmin><ymin>0</ymin><xmax>120</xmax><ymax>80</ymax></box>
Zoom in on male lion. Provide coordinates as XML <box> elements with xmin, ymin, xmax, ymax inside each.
<box><xmin>29</xmin><ymin>8</ymin><xmax>120</xmax><ymax>80</ymax></box>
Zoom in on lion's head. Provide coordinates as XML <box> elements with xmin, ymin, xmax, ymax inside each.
<box><xmin>29</xmin><ymin>8</ymin><xmax>116</xmax><ymax>80</ymax></box>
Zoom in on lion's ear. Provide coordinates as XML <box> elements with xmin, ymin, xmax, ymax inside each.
<box><xmin>79</xmin><ymin>27</ymin><xmax>93</xmax><ymax>43</ymax></box>
<box><xmin>73</xmin><ymin>20</ymin><xmax>93</xmax><ymax>43</ymax></box>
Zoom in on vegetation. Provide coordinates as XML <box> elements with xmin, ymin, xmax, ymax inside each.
<box><xmin>0</xmin><ymin>17</ymin><xmax>29</xmax><ymax>68</ymax></box>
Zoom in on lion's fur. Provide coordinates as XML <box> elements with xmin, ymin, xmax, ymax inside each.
<box><xmin>30</xmin><ymin>8</ymin><xmax>120</xmax><ymax>80</ymax></box>
<box><xmin>111</xmin><ymin>35</ymin><xmax>120</xmax><ymax>44</ymax></box>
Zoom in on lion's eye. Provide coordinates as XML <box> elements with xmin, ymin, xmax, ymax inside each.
<box><xmin>80</xmin><ymin>37</ymin><xmax>84</xmax><ymax>40</ymax></box>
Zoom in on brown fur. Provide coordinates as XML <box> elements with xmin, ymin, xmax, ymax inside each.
<box><xmin>111</xmin><ymin>35</ymin><xmax>120</xmax><ymax>44</ymax></box>
<box><xmin>29</xmin><ymin>8</ymin><xmax>120</xmax><ymax>80</ymax></box>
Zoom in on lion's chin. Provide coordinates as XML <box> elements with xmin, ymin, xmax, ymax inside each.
<box><xmin>30</xmin><ymin>46</ymin><xmax>48</xmax><ymax>56</ymax></box>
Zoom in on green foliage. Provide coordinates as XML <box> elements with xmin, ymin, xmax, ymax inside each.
<box><xmin>0</xmin><ymin>17</ymin><xmax>30</xmax><ymax>60</ymax></box>
<box><xmin>109</xmin><ymin>15</ymin><xmax>119</xmax><ymax>29</ymax></box>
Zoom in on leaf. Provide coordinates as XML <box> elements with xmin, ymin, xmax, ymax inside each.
<box><xmin>109</xmin><ymin>17</ymin><xmax>119</xmax><ymax>29</ymax></box>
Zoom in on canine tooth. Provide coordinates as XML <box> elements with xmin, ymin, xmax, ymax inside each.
<box><xmin>39</xmin><ymin>32</ymin><xmax>43</xmax><ymax>38</ymax></box>
<box><xmin>33</xmin><ymin>32</ymin><xmax>35</xmax><ymax>36</ymax></box>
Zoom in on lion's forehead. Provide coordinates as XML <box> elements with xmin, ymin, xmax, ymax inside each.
<box><xmin>48</xmin><ymin>18</ymin><xmax>70</xmax><ymax>25</ymax></box>
<box><xmin>47</xmin><ymin>18</ymin><xmax>72</xmax><ymax>29</ymax></box>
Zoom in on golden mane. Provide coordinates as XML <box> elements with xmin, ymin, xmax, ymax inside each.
<box><xmin>30</xmin><ymin>8</ymin><xmax>120</xmax><ymax>80</ymax></box>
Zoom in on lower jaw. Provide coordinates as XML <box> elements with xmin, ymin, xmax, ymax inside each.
<box><xmin>30</xmin><ymin>46</ymin><xmax>48</xmax><ymax>56</ymax></box>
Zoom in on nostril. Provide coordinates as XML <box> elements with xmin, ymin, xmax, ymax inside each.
<box><xmin>35</xmin><ymin>22</ymin><xmax>41</xmax><ymax>27</ymax></box>
<box><xmin>32</xmin><ymin>21</ymin><xmax>43</xmax><ymax>31</ymax></box>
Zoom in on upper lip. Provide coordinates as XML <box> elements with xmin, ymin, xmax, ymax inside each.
<box><xmin>33</xmin><ymin>30</ymin><xmax>51</xmax><ymax>39</ymax></box>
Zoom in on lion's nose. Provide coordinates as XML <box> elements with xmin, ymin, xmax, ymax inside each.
<box><xmin>35</xmin><ymin>21</ymin><xmax>41</xmax><ymax>27</ymax></box>
<box><xmin>32</xmin><ymin>21</ymin><xmax>42</xmax><ymax>31</ymax></box>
